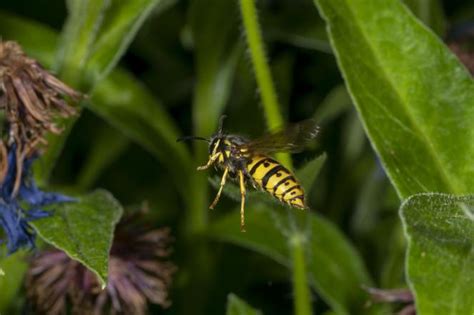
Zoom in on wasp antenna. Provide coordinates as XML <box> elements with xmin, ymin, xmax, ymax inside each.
<box><xmin>176</xmin><ymin>136</ymin><xmax>209</xmax><ymax>142</ymax></box>
<box><xmin>217</xmin><ymin>115</ymin><xmax>227</xmax><ymax>134</ymax></box>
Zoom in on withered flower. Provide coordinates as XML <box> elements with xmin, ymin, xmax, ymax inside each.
<box><xmin>0</xmin><ymin>40</ymin><xmax>80</xmax><ymax>194</ymax></box>
<box><xmin>26</xmin><ymin>210</ymin><xmax>176</xmax><ymax>315</ymax></box>
<box><xmin>364</xmin><ymin>287</ymin><xmax>415</xmax><ymax>315</ymax></box>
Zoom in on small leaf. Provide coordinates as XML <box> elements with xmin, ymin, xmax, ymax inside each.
<box><xmin>209</xmin><ymin>204</ymin><xmax>373</xmax><ymax>314</ymax></box>
<box><xmin>226</xmin><ymin>294</ymin><xmax>262</xmax><ymax>315</ymax></box>
<box><xmin>30</xmin><ymin>190</ymin><xmax>123</xmax><ymax>287</ymax></box>
<box><xmin>314</xmin><ymin>0</ymin><xmax>474</xmax><ymax>198</ymax></box>
<box><xmin>400</xmin><ymin>193</ymin><xmax>474</xmax><ymax>315</ymax></box>
<box><xmin>296</xmin><ymin>153</ymin><xmax>327</xmax><ymax>193</ymax></box>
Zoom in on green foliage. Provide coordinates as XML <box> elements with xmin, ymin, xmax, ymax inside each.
<box><xmin>0</xmin><ymin>0</ymin><xmax>473</xmax><ymax>314</ymax></box>
<box><xmin>226</xmin><ymin>294</ymin><xmax>262</xmax><ymax>315</ymax></box>
<box><xmin>31</xmin><ymin>190</ymin><xmax>123</xmax><ymax>287</ymax></box>
<box><xmin>400</xmin><ymin>193</ymin><xmax>474</xmax><ymax>315</ymax></box>
<box><xmin>314</xmin><ymin>0</ymin><xmax>474</xmax><ymax>199</ymax></box>
<box><xmin>209</xmin><ymin>204</ymin><xmax>373</xmax><ymax>315</ymax></box>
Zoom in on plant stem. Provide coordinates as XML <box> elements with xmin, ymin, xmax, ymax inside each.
<box><xmin>291</xmin><ymin>233</ymin><xmax>313</xmax><ymax>315</ymax></box>
<box><xmin>239</xmin><ymin>0</ymin><xmax>291</xmax><ymax>168</ymax></box>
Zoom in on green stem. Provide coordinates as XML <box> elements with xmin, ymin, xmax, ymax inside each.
<box><xmin>239</xmin><ymin>0</ymin><xmax>291</xmax><ymax>168</ymax></box>
<box><xmin>291</xmin><ymin>233</ymin><xmax>313</xmax><ymax>315</ymax></box>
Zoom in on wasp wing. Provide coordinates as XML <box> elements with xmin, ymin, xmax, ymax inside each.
<box><xmin>240</xmin><ymin>119</ymin><xmax>320</xmax><ymax>154</ymax></box>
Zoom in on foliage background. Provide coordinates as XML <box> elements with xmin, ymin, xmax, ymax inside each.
<box><xmin>0</xmin><ymin>0</ymin><xmax>473</xmax><ymax>314</ymax></box>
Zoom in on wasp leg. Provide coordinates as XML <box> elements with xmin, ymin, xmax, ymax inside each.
<box><xmin>209</xmin><ymin>167</ymin><xmax>229</xmax><ymax>210</ymax></box>
<box><xmin>197</xmin><ymin>153</ymin><xmax>220</xmax><ymax>170</ymax></box>
<box><xmin>239</xmin><ymin>170</ymin><xmax>246</xmax><ymax>232</ymax></box>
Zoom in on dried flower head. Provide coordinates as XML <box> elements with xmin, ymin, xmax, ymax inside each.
<box><xmin>26</xmin><ymin>210</ymin><xmax>176</xmax><ymax>315</ymax></box>
<box><xmin>0</xmin><ymin>40</ymin><xmax>81</xmax><ymax>194</ymax></box>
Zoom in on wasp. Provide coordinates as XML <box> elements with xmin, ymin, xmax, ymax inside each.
<box><xmin>179</xmin><ymin>116</ymin><xmax>320</xmax><ymax>231</ymax></box>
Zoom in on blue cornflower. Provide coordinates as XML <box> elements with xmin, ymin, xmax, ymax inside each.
<box><xmin>0</xmin><ymin>146</ymin><xmax>74</xmax><ymax>254</ymax></box>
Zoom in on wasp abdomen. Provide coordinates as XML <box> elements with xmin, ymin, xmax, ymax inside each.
<box><xmin>247</xmin><ymin>155</ymin><xmax>305</xmax><ymax>209</ymax></box>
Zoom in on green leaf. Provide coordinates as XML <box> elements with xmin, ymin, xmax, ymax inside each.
<box><xmin>0</xmin><ymin>251</ymin><xmax>27</xmax><ymax>313</ymax></box>
<box><xmin>226</xmin><ymin>294</ymin><xmax>262</xmax><ymax>315</ymax></box>
<box><xmin>0</xmin><ymin>11</ymin><xmax>57</xmax><ymax>65</ymax></box>
<box><xmin>400</xmin><ymin>193</ymin><xmax>474</xmax><ymax>315</ymax></box>
<box><xmin>209</xmin><ymin>204</ymin><xmax>373</xmax><ymax>314</ymax></box>
<box><xmin>55</xmin><ymin>0</ymin><xmax>110</xmax><ymax>86</ymax></box>
<box><xmin>314</xmin><ymin>0</ymin><xmax>474</xmax><ymax>199</ymax></box>
<box><xmin>296</xmin><ymin>153</ymin><xmax>327</xmax><ymax>194</ymax></box>
<box><xmin>84</xmin><ymin>0</ymin><xmax>163</xmax><ymax>86</ymax></box>
<box><xmin>30</xmin><ymin>190</ymin><xmax>123</xmax><ymax>287</ymax></box>
<box><xmin>190</xmin><ymin>0</ymin><xmax>241</xmax><ymax>137</ymax></box>
<box><xmin>313</xmin><ymin>85</ymin><xmax>352</xmax><ymax>124</ymax></box>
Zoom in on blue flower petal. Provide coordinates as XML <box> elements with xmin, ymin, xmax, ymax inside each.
<box><xmin>0</xmin><ymin>202</ymin><xmax>35</xmax><ymax>253</ymax></box>
<box><xmin>19</xmin><ymin>182</ymin><xmax>75</xmax><ymax>207</ymax></box>
<box><xmin>26</xmin><ymin>208</ymin><xmax>52</xmax><ymax>220</ymax></box>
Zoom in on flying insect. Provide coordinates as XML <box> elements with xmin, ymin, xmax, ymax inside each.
<box><xmin>179</xmin><ymin>116</ymin><xmax>320</xmax><ymax>232</ymax></box>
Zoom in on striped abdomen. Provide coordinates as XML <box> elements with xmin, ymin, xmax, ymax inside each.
<box><xmin>246</xmin><ymin>155</ymin><xmax>305</xmax><ymax>209</ymax></box>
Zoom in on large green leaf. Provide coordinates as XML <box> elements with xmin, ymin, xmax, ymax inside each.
<box><xmin>31</xmin><ymin>190</ymin><xmax>123</xmax><ymax>287</ymax></box>
<box><xmin>314</xmin><ymin>0</ymin><xmax>474</xmax><ymax>199</ymax></box>
<box><xmin>400</xmin><ymin>193</ymin><xmax>474</xmax><ymax>315</ymax></box>
<box><xmin>226</xmin><ymin>294</ymin><xmax>262</xmax><ymax>315</ymax></box>
<box><xmin>209</xmin><ymin>205</ymin><xmax>373</xmax><ymax>314</ymax></box>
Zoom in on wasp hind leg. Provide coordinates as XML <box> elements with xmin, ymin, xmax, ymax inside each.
<box><xmin>197</xmin><ymin>153</ymin><xmax>220</xmax><ymax>170</ymax></box>
<box><xmin>209</xmin><ymin>167</ymin><xmax>229</xmax><ymax>210</ymax></box>
<box><xmin>239</xmin><ymin>170</ymin><xmax>246</xmax><ymax>232</ymax></box>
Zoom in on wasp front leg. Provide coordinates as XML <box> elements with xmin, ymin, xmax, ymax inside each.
<box><xmin>239</xmin><ymin>170</ymin><xmax>247</xmax><ymax>232</ymax></box>
<box><xmin>209</xmin><ymin>167</ymin><xmax>229</xmax><ymax>210</ymax></box>
<box><xmin>197</xmin><ymin>153</ymin><xmax>220</xmax><ymax>170</ymax></box>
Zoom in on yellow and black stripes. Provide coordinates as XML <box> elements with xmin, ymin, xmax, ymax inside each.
<box><xmin>246</xmin><ymin>155</ymin><xmax>306</xmax><ymax>209</ymax></box>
